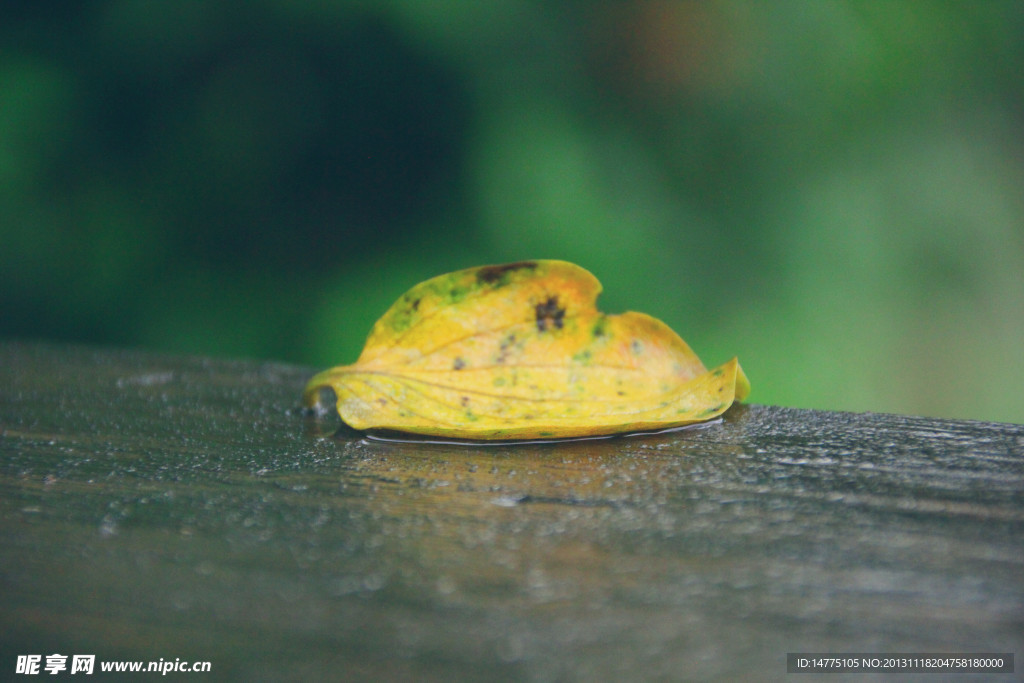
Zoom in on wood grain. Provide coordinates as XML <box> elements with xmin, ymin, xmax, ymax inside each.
<box><xmin>2</xmin><ymin>342</ymin><xmax>1021</xmax><ymax>680</ymax></box>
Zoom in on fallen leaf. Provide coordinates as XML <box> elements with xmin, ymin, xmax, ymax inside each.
<box><xmin>303</xmin><ymin>260</ymin><xmax>749</xmax><ymax>439</ymax></box>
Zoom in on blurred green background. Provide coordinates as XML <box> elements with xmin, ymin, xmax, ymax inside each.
<box><xmin>2</xmin><ymin>1</ymin><xmax>1022</xmax><ymax>423</ymax></box>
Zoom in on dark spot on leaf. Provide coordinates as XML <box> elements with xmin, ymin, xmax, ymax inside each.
<box><xmin>592</xmin><ymin>316</ymin><xmax>608</xmax><ymax>338</ymax></box>
<box><xmin>460</xmin><ymin>396</ymin><xmax>470</xmax><ymax>407</ymax></box>
<box><xmin>390</xmin><ymin>296</ymin><xmax>421</xmax><ymax>332</ymax></box>
<box><xmin>476</xmin><ymin>261</ymin><xmax>537</xmax><ymax>285</ymax></box>
<box><xmin>700</xmin><ymin>403</ymin><xmax>726</xmax><ymax>416</ymax></box>
<box><xmin>496</xmin><ymin>333</ymin><xmax>517</xmax><ymax>363</ymax></box>
<box><xmin>630</xmin><ymin>339</ymin><xmax>643</xmax><ymax>354</ymax></box>
<box><xmin>377</xmin><ymin>398</ymin><xmax>388</xmax><ymax>406</ymax></box>
<box><xmin>453</xmin><ymin>357</ymin><xmax>466</xmax><ymax>370</ymax></box>
<box><xmin>535</xmin><ymin>296</ymin><xmax>565</xmax><ymax>332</ymax></box>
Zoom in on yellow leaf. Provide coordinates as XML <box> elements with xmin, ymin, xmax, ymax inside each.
<box><xmin>303</xmin><ymin>260</ymin><xmax>749</xmax><ymax>440</ymax></box>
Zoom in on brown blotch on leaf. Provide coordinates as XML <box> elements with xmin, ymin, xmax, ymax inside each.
<box><xmin>453</xmin><ymin>357</ymin><xmax>466</xmax><ymax>370</ymax></box>
<box><xmin>535</xmin><ymin>296</ymin><xmax>565</xmax><ymax>332</ymax></box>
<box><xmin>476</xmin><ymin>261</ymin><xmax>537</xmax><ymax>285</ymax></box>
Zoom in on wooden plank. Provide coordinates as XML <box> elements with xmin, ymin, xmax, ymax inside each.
<box><xmin>2</xmin><ymin>341</ymin><xmax>1021</xmax><ymax>679</ymax></box>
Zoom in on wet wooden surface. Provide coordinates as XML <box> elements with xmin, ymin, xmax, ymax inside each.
<box><xmin>1</xmin><ymin>341</ymin><xmax>1022</xmax><ymax>681</ymax></box>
